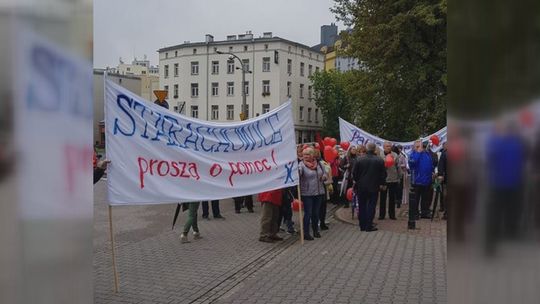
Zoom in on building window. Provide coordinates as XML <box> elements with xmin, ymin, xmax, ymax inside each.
<box><xmin>242</xmin><ymin>59</ymin><xmax>250</xmax><ymax>72</ymax></box>
<box><xmin>165</xmin><ymin>52</ymin><xmax>168</xmax><ymax>59</ymax></box>
<box><xmin>191</xmin><ymin>83</ymin><xmax>199</xmax><ymax>97</ymax></box>
<box><xmin>174</xmin><ymin>63</ymin><xmax>179</xmax><ymax>77</ymax></box>
<box><xmin>229</xmin><ymin>46</ymin><xmax>233</xmax><ymax>52</ymax></box>
<box><xmin>308</xmin><ymin>108</ymin><xmax>312</xmax><ymax>122</ymax></box>
<box><xmin>309</xmin><ymin>52</ymin><xmax>312</xmax><ymax>58</ymax></box>
<box><xmin>175</xmin><ymin>51</ymin><xmax>178</xmax><ymax>57</ymax></box>
<box><xmin>164</xmin><ymin>65</ymin><xmax>169</xmax><ymax>78</ymax></box>
<box><xmin>164</xmin><ymin>85</ymin><xmax>169</xmax><ymax>96</ymax></box>
<box><xmin>299</xmin><ymin>106</ymin><xmax>304</xmax><ymax>121</ymax></box>
<box><xmin>317</xmin><ymin>55</ymin><xmax>319</xmax><ymax>60</ymax></box>
<box><xmin>308</xmin><ymin>64</ymin><xmax>313</xmax><ymax>76</ymax></box>
<box><xmin>191</xmin><ymin>61</ymin><xmax>199</xmax><ymax>75</ymax></box>
<box><xmin>262</xmin><ymin>104</ymin><xmax>270</xmax><ymax>114</ymax></box>
<box><xmin>227</xmin><ymin>105</ymin><xmax>234</xmax><ymax>120</ymax></box>
<box><xmin>227</xmin><ymin>60</ymin><xmax>235</xmax><ymax>74</ymax></box>
<box><xmin>244</xmin><ymin>45</ymin><xmax>248</xmax><ymax>52</ymax></box>
<box><xmin>300</xmin><ymin>62</ymin><xmax>305</xmax><ymax>76</ymax></box>
<box><xmin>245</xmin><ymin>104</ymin><xmax>249</xmax><ymax>117</ymax></box>
<box><xmin>173</xmin><ymin>84</ymin><xmax>178</xmax><ymax>98</ymax></box>
<box><xmin>262</xmin><ymin>57</ymin><xmax>271</xmax><ymax>72</ymax></box>
<box><xmin>141</xmin><ymin>70</ymin><xmax>146</xmax><ymax>74</ymax></box>
<box><xmin>262</xmin><ymin>80</ymin><xmax>270</xmax><ymax>95</ymax></box>
<box><xmin>287</xmin><ymin>81</ymin><xmax>291</xmax><ymax>96</ymax></box>
<box><xmin>287</xmin><ymin>59</ymin><xmax>292</xmax><ymax>74</ymax></box>
<box><xmin>212</xmin><ymin>61</ymin><xmax>219</xmax><ymax>74</ymax></box>
<box><xmin>244</xmin><ymin>81</ymin><xmax>249</xmax><ymax>96</ymax></box>
<box><xmin>227</xmin><ymin>82</ymin><xmax>234</xmax><ymax>96</ymax></box>
<box><xmin>315</xmin><ymin>108</ymin><xmax>319</xmax><ymax>122</ymax></box>
<box><xmin>300</xmin><ymin>84</ymin><xmax>304</xmax><ymax>99</ymax></box>
<box><xmin>211</xmin><ymin>105</ymin><xmax>219</xmax><ymax>120</ymax></box>
<box><xmin>288</xmin><ymin>46</ymin><xmax>291</xmax><ymax>53</ymax></box>
<box><xmin>264</xmin><ymin>44</ymin><xmax>269</xmax><ymax>50</ymax></box>
<box><xmin>212</xmin><ymin>82</ymin><xmax>219</xmax><ymax>96</ymax></box>
<box><xmin>193</xmin><ymin>49</ymin><xmax>197</xmax><ymax>54</ymax></box>
<box><xmin>315</xmin><ymin>66</ymin><xmax>320</xmax><ymax>73</ymax></box>
<box><xmin>301</xmin><ymin>50</ymin><xmax>304</xmax><ymax>56</ymax></box>
<box><xmin>308</xmin><ymin>85</ymin><xmax>312</xmax><ymax>99</ymax></box>
<box><xmin>214</xmin><ymin>47</ymin><xmax>218</xmax><ymax>53</ymax></box>
<box><xmin>126</xmin><ymin>67</ymin><xmax>131</xmax><ymax>72</ymax></box>
<box><xmin>191</xmin><ymin>106</ymin><xmax>199</xmax><ymax>118</ymax></box>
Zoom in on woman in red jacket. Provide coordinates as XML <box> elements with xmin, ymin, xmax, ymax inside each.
<box><xmin>258</xmin><ymin>188</ymin><xmax>284</xmax><ymax>243</ymax></box>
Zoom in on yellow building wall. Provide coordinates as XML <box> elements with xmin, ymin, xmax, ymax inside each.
<box><xmin>324</xmin><ymin>50</ymin><xmax>336</xmax><ymax>71</ymax></box>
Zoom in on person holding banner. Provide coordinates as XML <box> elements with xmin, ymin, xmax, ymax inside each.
<box><xmin>299</xmin><ymin>147</ymin><xmax>328</xmax><ymax>240</ymax></box>
<box><xmin>378</xmin><ymin>142</ymin><xmax>400</xmax><ymax>220</ymax></box>
<box><xmin>352</xmin><ymin>143</ymin><xmax>386</xmax><ymax>232</ymax></box>
<box><xmin>339</xmin><ymin>146</ymin><xmax>359</xmax><ymax>208</ymax></box>
<box><xmin>180</xmin><ymin>202</ymin><xmax>202</xmax><ymax>243</ymax></box>
<box><xmin>258</xmin><ymin>188</ymin><xmax>284</xmax><ymax>243</ymax></box>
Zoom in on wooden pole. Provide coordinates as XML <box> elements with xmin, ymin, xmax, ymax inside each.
<box><xmin>297</xmin><ymin>184</ymin><xmax>304</xmax><ymax>245</ymax></box>
<box><xmin>108</xmin><ymin>205</ymin><xmax>120</xmax><ymax>293</ymax></box>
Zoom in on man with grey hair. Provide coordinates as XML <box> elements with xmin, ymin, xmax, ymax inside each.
<box><xmin>352</xmin><ymin>143</ymin><xmax>387</xmax><ymax>232</ymax></box>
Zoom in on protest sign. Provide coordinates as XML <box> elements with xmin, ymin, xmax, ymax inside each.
<box><xmin>339</xmin><ymin>118</ymin><xmax>447</xmax><ymax>153</ymax></box>
<box><xmin>105</xmin><ymin>80</ymin><xmax>298</xmax><ymax>205</ymax></box>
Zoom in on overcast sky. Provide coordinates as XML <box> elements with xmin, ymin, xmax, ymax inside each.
<box><xmin>94</xmin><ymin>0</ymin><xmax>343</xmax><ymax>68</ymax></box>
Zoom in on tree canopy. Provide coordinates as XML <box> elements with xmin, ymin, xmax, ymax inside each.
<box><xmin>313</xmin><ymin>0</ymin><xmax>447</xmax><ymax>141</ymax></box>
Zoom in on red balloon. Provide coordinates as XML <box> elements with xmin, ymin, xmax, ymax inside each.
<box><xmin>346</xmin><ymin>188</ymin><xmax>353</xmax><ymax>201</ymax></box>
<box><xmin>340</xmin><ymin>141</ymin><xmax>350</xmax><ymax>150</ymax></box>
<box><xmin>332</xmin><ymin>148</ymin><xmax>339</xmax><ymax>159</ymax></box>
<box><xmin>292</xmin><ymin>199</ymin><xmax>303</xmax><ymax>212</ymax></box>
<box><xmin>323</xmin><ymin>137</ymin><xmax>332</xmax><ymax>146</ymax></box>
<box><xmin>384</xmin><ymin>154</ymin><xmax>395</xmax><ymax>168</ymax></box>
<box><xmin>329</xmin><ymin>138</ymin><xmax>337</xmax><ymax>147</ymax></box>
<box><xmin>430</xmin><ymin>134</ymin><xmax>440</xmax><ymax>146</ymax></box>
<box><xmin>324</xmin><ymin>147</ymin><xmax>335</xmax><ymax>162</ymax></box>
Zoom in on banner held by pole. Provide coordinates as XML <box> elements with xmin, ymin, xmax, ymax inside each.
<box><xmin>297</xmin><ymin>184</ymin><xmax>304</xmax><ymax>245</ymax></box>
<box><xmin>108</xmin><ymin>205</ymin><xmax>120</xmax><ymax>293</ymax></box>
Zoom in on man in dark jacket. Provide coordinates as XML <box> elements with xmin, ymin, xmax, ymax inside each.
<box><xmin>408</xmin><ymin>140</ymin><xmax>435</xmax><ymax>229</ymax></box>
<box><xmin>352</xmin><ymin>143</ymin><xmax>386</xmax><ymax>232</ymax></box>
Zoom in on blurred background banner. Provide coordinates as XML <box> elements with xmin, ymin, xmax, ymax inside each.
<box><xmin>449</xmin><ymin>0</ymin><xmax>540</xmax><ymax>303</ymax></box>
<box><xmin>0</xmin><ymin>1</ymin><xmax>93</xmax><ymax>303</ymax></box>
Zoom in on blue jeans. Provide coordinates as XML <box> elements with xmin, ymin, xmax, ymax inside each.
<box><xmin>202</xmin><ymin>200</ymin><xmax>220</xmax><ymax>217</ymax></box>
<box><xmin>302</xmin><ymin>195</ymin><xmax>323</xmax><ymax>237</ymax></box>
<box><xmin>357</xmin><ymin>190</ymin><xmax>377</xmax><ymax>230</ymax></box>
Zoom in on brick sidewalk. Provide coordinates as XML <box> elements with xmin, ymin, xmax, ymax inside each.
<box><xmin>94</xmin><ymin>182</ymin><xmax>447</xmax><ymax>304</ymax></box>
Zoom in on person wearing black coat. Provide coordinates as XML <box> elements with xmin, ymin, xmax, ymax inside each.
<box><xmin>352</xmin><ymin>143</ymin><xmax>387</xmax><ymax>232</ymax></box>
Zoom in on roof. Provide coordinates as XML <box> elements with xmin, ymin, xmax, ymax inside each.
<box><xmin>93</xmin><ymin>69</ymin><xmax>142</xmax><ymax>80</ymax></box>
<box><xmin>158</xmin><ymin>36</ymin><xmax>324</xmax><ymax>55</ymax></box>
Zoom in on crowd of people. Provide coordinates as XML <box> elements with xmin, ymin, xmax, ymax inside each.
<box><xmin>94</xmin><ymin>132</ymin><xmax>448</xmax><ymax>243</ymax></box>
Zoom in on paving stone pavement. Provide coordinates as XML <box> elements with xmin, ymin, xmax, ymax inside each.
<box><xmin>94</xmin><ymin>181</ymin><xmax>447</xmax><ymax>304</ymax></box>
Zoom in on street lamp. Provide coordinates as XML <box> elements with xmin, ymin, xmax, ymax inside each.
<box><xmin>216</xmin><ymin>51</ymin><xmax>252</xmax><ymax>120</ymax></box>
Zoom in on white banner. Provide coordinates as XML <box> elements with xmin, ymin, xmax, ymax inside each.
<box><xmin>339</xmin><ymin>117</ymin><xmax>447</xmax><ymax>153</ymax></box>
<box><xmin>105</xmin><ymin>79</ymin><xmax>299</xmax><ymax>205</ymax></box>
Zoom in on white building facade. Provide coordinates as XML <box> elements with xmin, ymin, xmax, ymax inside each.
<box><xmin>158</xmin><ymin>32</ymin><xmax>324</xmax><ymax>143</ymax></box>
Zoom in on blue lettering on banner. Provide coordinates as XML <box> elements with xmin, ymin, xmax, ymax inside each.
<box><xmin>27</xmin><ymin>45</ymin><xmax>92</xmax><ymax>120</ymax></box>
<box><xmin>284</xmin><ymin>161</ymin><xmax>295</xmax><ymax>184</ymax></box>
<box><xmin>113</xmin><ymin>94</ymin><xmax>135</xmax><ymax>136</ymax></box>
<box><xmin>110</xmin><ymin>92</ymin><xmax>286</xmax><ymax>153</ymax></box>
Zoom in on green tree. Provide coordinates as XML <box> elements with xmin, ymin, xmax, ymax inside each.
<box><xmin>330</xmin><ymin>0</ymin><xmax>447</xmax><ymax>140</ymax></box>
<box><xmin>310</xmin><ymin>70</ymin><xmax>356</xmax><ymax>139</ymax></box>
